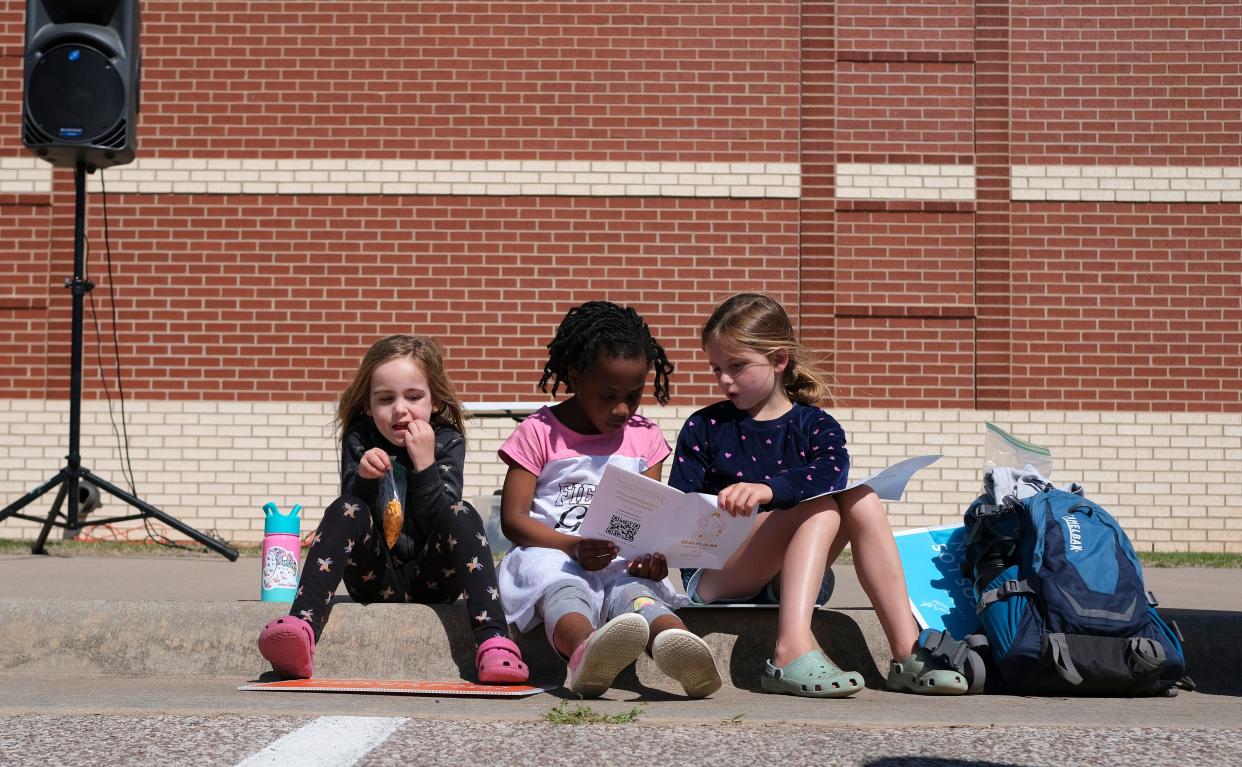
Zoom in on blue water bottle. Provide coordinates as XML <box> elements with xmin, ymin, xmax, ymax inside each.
<box><xmin>261</xmin><ymin>502</ymin><xmax>302</xmax><ymax>602</ymax></box>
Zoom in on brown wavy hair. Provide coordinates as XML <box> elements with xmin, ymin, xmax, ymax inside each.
<box><xmin>334</xmin><ymin>335</ymin><xmax>467</xmax><ymax>442</ymax></box>
<box><xmin>701</xmin><ymin>293</ymin><xmax>833</xmax><ymax>406</ymax></box>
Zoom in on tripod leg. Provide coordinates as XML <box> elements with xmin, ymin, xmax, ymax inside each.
<box><xmin>32</xmin><ymin>484</ymin><xmax>70</xmax><ymax>555</ymax></box>
<box><xmin>0</xmin><ymin>467</ymin><xmax>70</xmax><ymax>522</ymax></box>
<box><xmin>83</xmin><ymin>470</ymin><xmax>239</xmax><ymax>561</ymax></box>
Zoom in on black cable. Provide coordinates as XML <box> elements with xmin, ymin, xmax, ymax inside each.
<box><xmin>84</xmin><ymin>242</ymin><xmax>131</xmax><ymax>492</ymax></box>
<box><xmin>96</xmin><ymin>170</ymin><xmax>197</xmax><ymax>552</ymax></box>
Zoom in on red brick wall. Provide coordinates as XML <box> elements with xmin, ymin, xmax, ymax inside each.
<box><xmin>816</xmin><ymin>1</ymin><xmax>982</xmax><ymax>408</ymax></box>
<box><xmin>836</xmin><ymin>316</ymin><xmax>976</xmax><ymax>407</ymax></box>
<box><xmin>1010</xmin><ymin>205</ymin><xmax>1242</xmax><ymax>409</ymax></box>
<box><xmin>797</xmin><ymin>0</ymin><xmax>837</xmax><ymax>388</ymax></box>
<box><xmin>20</xmin><ymin>189</ymin><xmax>799</xmax><ymax>403</ymax></box>
<box><xmin>0</xmin><ymin>195</ymin><xmax>50</xmax><ymax>394</ymax></box>
<box><xmin>1011</xmin><ymin>0</ymin><xmax>1242</xmax><ymax>165</ymax></box>
<box><xmin>835</xmin><ymin>61</ymin><xmax>975</xmax><ymax>162</ymax></box>
<box><xmin>974</xmin><ymin>0</ymin><xmax>1014</xmax><ymax>410</ymax></box>
<box><xmin>834</xmin><ymin>212</ymin><xmax>975</xmax><ymax>312</ymax></box>
<box><xmin>135</xmin><ymin>1</ymin><xmax>799</xmax><ymax>162</ymax></box>
<box><xmin>838</xmin><ymin>0</ymin><xmax>974</xmax><ymax>56</ymax></box>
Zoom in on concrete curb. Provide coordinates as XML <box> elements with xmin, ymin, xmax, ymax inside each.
<box><xmin>0</xmin><ymin>598</ymin><xmax>1233</xmax><ymax>696</ymax></box>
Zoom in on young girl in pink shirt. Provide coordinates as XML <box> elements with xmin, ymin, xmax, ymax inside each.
<box><xmin>497</xmin><ymin>301</ymin><xmax>721</xmax><ymax>699</ymax></box>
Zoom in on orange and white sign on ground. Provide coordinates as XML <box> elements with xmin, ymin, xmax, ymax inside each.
<box><xmin>238</xmin><ymin>678</ymin><xmax>551</xmax><ymax>697</ymax></box>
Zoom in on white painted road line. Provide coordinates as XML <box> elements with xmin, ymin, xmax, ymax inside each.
<box><xmin>234</xmin><ymin>715</ymin><xmax>406</xmax><ymax>767</ymax></box>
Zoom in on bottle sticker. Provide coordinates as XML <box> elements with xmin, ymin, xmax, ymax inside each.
<box><xmin>262</xmin><ymin>546</ymin><xmax>299</xmax><ymax>590</ymax></box>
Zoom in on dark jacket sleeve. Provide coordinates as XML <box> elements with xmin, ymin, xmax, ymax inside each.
<box><xmin>340</xmin><ymin>420</ymin><xmax>380</xmax><ymax>512</ymax></box>
<box><xmin>405</xmin><ymin>425</ymin><xmax>466</xmax><ymax>540</ymax></box>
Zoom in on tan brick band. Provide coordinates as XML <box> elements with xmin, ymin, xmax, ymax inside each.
<box><xmin>10</xmin><ymin>158</ymin><xmax>1242</xmax><ymax>204</ymax></box>
<box><xmin>1</xmin><ymin>400</ymin><xmax>1236</xmax><ymax>552</ymax></box>
<box><xmin>1013</xmin><ymin>165</ymin><xmax>1242</xmax><ymax>203</ymax></box>
<box><xmin>79</xmin><ymin>159</ymin><xmax>801</xmax><ymax>199</ymax></box>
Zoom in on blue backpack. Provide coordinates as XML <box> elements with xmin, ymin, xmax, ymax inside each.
<box><xmin>962</xmin><ymin>484</ymin><xmax>1192</xmax><ymax>696</ymax></box>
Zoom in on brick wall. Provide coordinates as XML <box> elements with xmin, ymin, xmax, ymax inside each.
<box><xmin>1010</xmin><ymin>0</ymin><xmax>1242</xmax><ymax>166</ymax></box>
<box><xmin>0</xmin><ymin>401</ymin><xmax>1236</xmax><ymax>552</ymax></box>
<box><xmin>1009</xmin><ymin>205</ymin><xmax>1242</xmax><ymax>409</ymax></box>
<box><xmin>8</xmin><ymin>190</ymin><xmax>800</xmax><ymax>403</ymax></box>
<box><xmin>133</xmin><ymin>2</ymin><xmax>800</xmax><ymax>162</ymax></box>
<box><xmin>838</xmin><ymin>0</ymin><xmax>974</xmax><ymax>56</ymax></box>
<box><xmin>0</xmin><ymin>1</ymin><xmax>1239</xmax><ymax>547</ymax></box>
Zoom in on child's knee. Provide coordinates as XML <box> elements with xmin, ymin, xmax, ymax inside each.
<box><xmin>539</xmin><ymin>581</ymin><xmax>594</xmax><ymax>644</ymax></box>
<box><xmin>322</xmin><ymin>495</ymin><xmax>373</xmax><ymax>532</ymax></box>
<box><xmin>328</xmin><ymin>495</ymin><xmax>368</xmax><ymax>517</ymax></box>
<box><xmin>608</xmin><ymin>582</ymin><xmax>674</xmax><ymax>627</ymax></box>
<box><xmin>796</xmin><ymin>500</ymin><xmax>840</xmax><ymax>535</ymax></box>
<box><xmin>791</xmin><ymin>493</ymin><xmax>841</xmax><ymax>525</ymax></box>
<box><xmin>440</xmin><ymin>498</ymin><xmax>486</xmax><ymax>533</ymax></box>
<box><xmin>841</xmin><ymin>490</ymin><xmax>890</xmax><ymax>525</ymax></box>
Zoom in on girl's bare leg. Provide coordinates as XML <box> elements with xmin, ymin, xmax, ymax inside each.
<box><xmin>696</xmin><ymin>495</ymin><xmax>842</xmax><ymax>667</ymax></box>
<box><xmin>550</xmin><ymin>612</ymin><xmax>595</xmax><ymax>658</ymax></box>
<box><xmin>833</xmin><ymin>486</ymin><xmax>919</xmax><ymax>659</ymax></box>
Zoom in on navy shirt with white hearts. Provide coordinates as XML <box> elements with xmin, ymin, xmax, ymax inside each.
<box><xmin>667</xmin><ymin>400</ymin><xmax>850</xmax><ymax>510</ymax></box>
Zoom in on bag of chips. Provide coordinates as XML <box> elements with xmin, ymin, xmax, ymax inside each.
<box><xmin>380</xmin><ymin>469</ymin><xmax>404</xmax><ymax>549</ymax></box>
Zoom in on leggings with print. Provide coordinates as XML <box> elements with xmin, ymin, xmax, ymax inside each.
<box><xmin>288</xmin><ymin>495</ymin><xmax>507</xmax><ymax>648</ymax></box>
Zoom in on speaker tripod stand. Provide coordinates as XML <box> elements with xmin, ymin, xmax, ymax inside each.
<box><xmin>0</xmin><ymin>162</ymin><xmax>237</xmax><ymax>560</ymax></box>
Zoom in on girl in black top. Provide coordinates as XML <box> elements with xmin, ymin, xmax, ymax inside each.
<box><xmin>257</xmin><ymin>335</ymin><xmax>527</xmax><ymax>684</ymax></box>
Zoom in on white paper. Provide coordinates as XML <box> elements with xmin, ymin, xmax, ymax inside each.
<box><xmin>581</xmin><ymin>456</ymin><xmax>940</xmax><ymax>569</ymax></box>
<box><xmin>581</xmin><ymin>464</ymin><xmax>755</xmax><ymax>569</ymax></box>
<box><xmin>814</xmin><ymin>455</ymin><xmax>941</xmax><ymax>501</ymax></box>
<box><xmin>660</xmin><ymin>492</ymin><xmax>755</xmax><ymax>569</ymax></box>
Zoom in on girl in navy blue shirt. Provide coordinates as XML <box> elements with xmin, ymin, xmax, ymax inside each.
<box><xmin>670</xmin><ymin>293</ymin><xmax>967</xmax><ymax>698</ymax></box>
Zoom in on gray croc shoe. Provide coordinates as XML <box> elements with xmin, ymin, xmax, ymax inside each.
<box><xmin>887</xmin><ymin>648</ymin><xmax>969</xmax><ymax>695</ymax></box>
<box><xmin>760</xmin><ymin>649</ymin><xmax>862</xmax><ymax>698</ymax></box>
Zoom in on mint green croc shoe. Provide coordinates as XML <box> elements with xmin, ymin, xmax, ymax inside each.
<box><xmin>886</xmin><ymin>648</ymin><xmax>969</xmax><ymax>695</ymax></box>
<box><xmin>760</xmin><ymin>650</ymin><xmax>862</xmax><ymax>698</ymax></box>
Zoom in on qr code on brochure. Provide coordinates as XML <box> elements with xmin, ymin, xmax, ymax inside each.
<box><xmin>604</xmin><ymin>514</ymin><xmax>640</xmax><ymax>543</ymax></box>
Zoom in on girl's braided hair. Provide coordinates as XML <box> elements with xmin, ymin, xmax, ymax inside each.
<box><xmin>539</xmin><ymin>300</ymin><xmax>673</xmax><ymax>405</ymax></box>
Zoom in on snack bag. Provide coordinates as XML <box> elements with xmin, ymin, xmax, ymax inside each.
<box><xmin>380</xmin><ymin>469</ymin><xmax>404</xmax><ymax>549</ymax></box>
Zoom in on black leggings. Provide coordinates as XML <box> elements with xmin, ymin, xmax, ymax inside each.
<box><xmin>288</xmin><ymin>495</ymin><xmax>508</xmax><ymax>648</ymax></box>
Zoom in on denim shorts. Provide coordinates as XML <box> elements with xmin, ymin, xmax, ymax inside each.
<box><xmin>680</xmin><ymin>566</ymin><xmax>836</xmax><ymax>606</ymax></box>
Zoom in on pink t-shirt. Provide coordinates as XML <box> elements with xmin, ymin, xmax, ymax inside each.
<box><xmin>499</xmin><ymin>406</ymin><xmax>671</xmax><ymax>535</ymax></box>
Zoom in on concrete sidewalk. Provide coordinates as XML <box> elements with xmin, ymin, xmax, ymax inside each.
<box><xmin>0</xmin><ymin>553</ymin><xmax>1238</xmax><ymax>699</ymax></box>
<box><xmin>2</xmin><ymin>551</ymin><xmax>1237</xmax><ymax>609</ymax></box>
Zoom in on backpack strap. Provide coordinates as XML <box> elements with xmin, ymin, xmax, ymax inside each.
<box><xmin>976</xmin><ymin>578</ymin><xmax>1036</xmax><ymax>613</ymax></box>
<box><xmin>1046</xmin><ymin>633</ymin><xmax>1085</xmax><ymax>686</ymax></box>
<box><xmin>918</xmin><ymin>628</ymin><xmax>971</xmax><ymax>670</ymax></box>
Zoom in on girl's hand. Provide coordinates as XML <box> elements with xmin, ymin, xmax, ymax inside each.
<box><xmin>573</xmin><ymin>538</ymin><xmax>619</xmax><ymax>571</ymax></box>
<box><xmin>404</xmin><ymin>419</ymin><xmax>436</xmax><ymax>472</ymax></box>
<box><xmin>717</xmin><ymin>482</ymin><xmax>772</xmax><ymax>517</ymax></box>
<box><xmin>626</xmin><ymin>553</ymin><xmax>668</xmax><ymax>581</ymax></box>
<box><xmin>357</xmin><ymin>447</ymin><xmax>392</xmax><ymax>480</ymax></box>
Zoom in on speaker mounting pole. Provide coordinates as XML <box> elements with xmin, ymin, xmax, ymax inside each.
<box><xmin>0</xmin><ymin>162</ymin><xmax>238</xmax><ymax>561</ymax></box>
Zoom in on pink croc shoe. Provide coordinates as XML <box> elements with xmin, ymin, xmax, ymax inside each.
<box><xmin>257</xmin><ymin>615</ymin><xmax>315</xmax><ymax>679</ymax></box>
<box><xmin>476</xmin><ymin>636</ymin><xmax>529</xmax><ymax>685</ymax></box>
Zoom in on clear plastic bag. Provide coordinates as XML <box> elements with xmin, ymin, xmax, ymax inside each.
<box><xmin>379</xmin><ymin>468</ymin><xmax>404</xmax><ymax>549</ymax></box>
<box><xmin>983</xmin><ymin>422</ymin><xmax>1053</xmax><ymax>478</ymax></box>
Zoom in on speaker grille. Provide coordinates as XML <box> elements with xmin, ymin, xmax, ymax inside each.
<box><xmin>26</xmin><ymin>43</ymin><xmax>125</xmax><ymax>145</ymax></box>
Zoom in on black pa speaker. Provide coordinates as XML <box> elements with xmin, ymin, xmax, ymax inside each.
<box><xmin>21</xmin><ymin>0</ymin><xmax>140</xmax><ymax>169</ymax></box>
